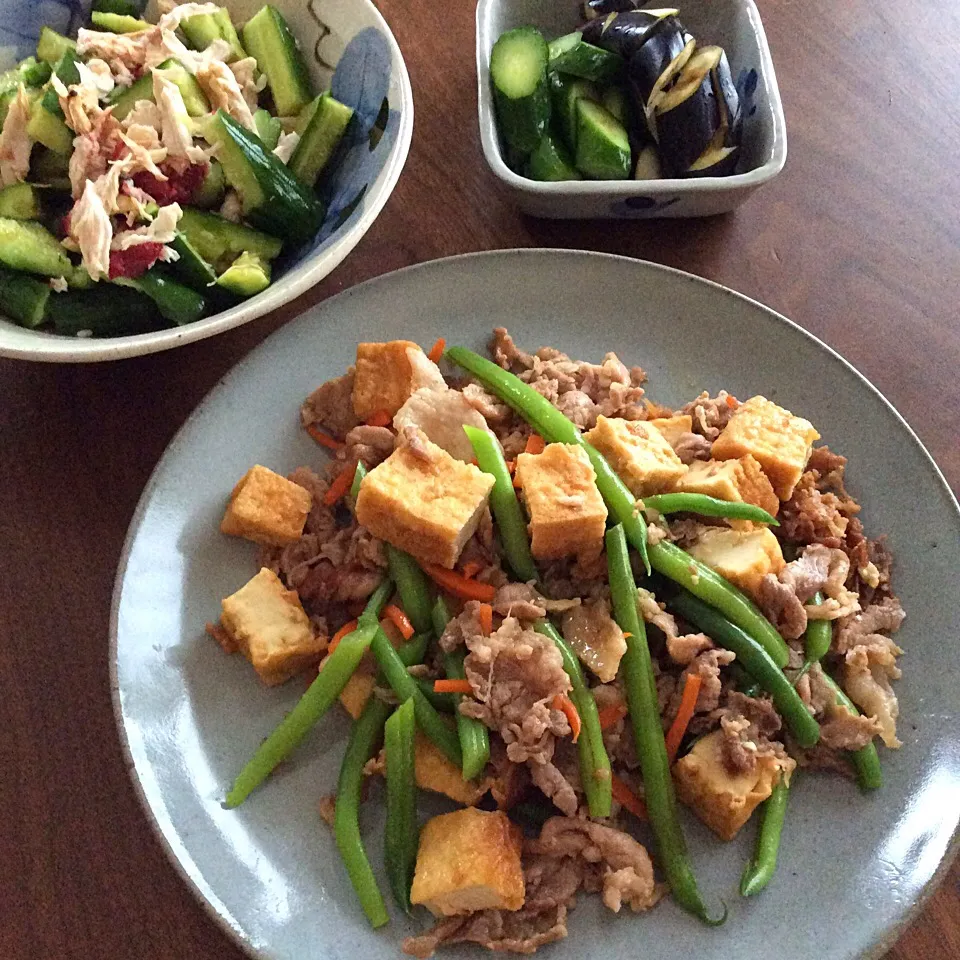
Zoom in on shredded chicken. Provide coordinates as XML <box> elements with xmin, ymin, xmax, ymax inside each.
<box><xmin>69</xmin><ymin>179</ymin><xmax>113</xmax><ymax>281</ymax></box>
<box><xmin>529</xmin><ymin>760</ymin><xmax>579</xmax><ymax>816</ymax></box>
<box><xmin>111</xmin><ymin>202</ymin><xmax>181</xmax><ymax>249</ymax></box>
<box><xmin>196</xmin><ymin>60</ymin><xmax>256</xmax><ymax>130</ymax></box>
<box><xmin>230</xmin><ymin>56</ymin><xmax>265</xmax><ymax>111</ymax></box>
<box><xmin>0</xmin><ymin>85</ymin><xmax>33</xmax><ymax>187</ymax></box>
<box><xmin>219</xmin><ymin>188</ymin><xmax>243</xmax><ymax>223</ymax></box>
<box><xmin>273</xmin><ymin>130</ymin><xmax>300</xmax><ymax>165</ymax></box>
<box><xmin>119</xmin><ymin>127</ymin><xmax>168</xmax><ymax>178</ymax></box>
<box><xmin>153</xmin><ymin>71</ymin><xmax>205</xmax><ymax>162</ymax></box>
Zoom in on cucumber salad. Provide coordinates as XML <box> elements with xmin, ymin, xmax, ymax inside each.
<box><xmin>490</xmin><ymin>2</ymin><xmax>743</xmax><ymax>182</ymax></box>
<box><xmin>0</xmin><ymin>0</ymin><xmax>354</xmax><ymax>336</ymax></box>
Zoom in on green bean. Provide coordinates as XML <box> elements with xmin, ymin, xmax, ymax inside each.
<box><xmin>606</xmin><ymin>525</ymin><xmax>723</xmax><ymax>924</ymax></box>
<box><xmin>820</xmin><ymin>672</ymin><xmax>883</xmax><ymax>790</ymax></box>
<box><xmin>350</xmin><ymin>460</ymin><xmax>367</xmax><ymax>500</ymax></box>
<box><xmin>446</xmin><ymin>346</ymin><xmax>650</xmax><ymax>574</ymax></box>
<box><xmin>387</xmin><ymin>545</ymin><xmax>434</xmax><ymax>635</ymax></box>
<box><xmin>641</xmin><ymin>492</ymin><xmax>778</xmax><ymax>526</ymax></box>
<box><xmin>668</xmin><ymin>589</ymin><xmax>820</xmax><ymax>748</ymax></box>
<box><xmin>462</xmin><ymin>412</ymin><xmax>612</xmax><ymax>814</ymax></box>
<box><xmin>431</xmin><ymin>595</ymin><xmax>452</xmax><ymax>641</ymax></box>
<box><xmin>533</xmin><ymin>620</ymin><xmax>612</xmax><ymax>818</ymax></box>
<box><xmin>335</xmin><ymin>696</ymin><xmax>391</xmax><ymax>927</ymax></box>
<box><xmin>430</xmin><ymin>596</ymin><xmax>491</xmax><ymax>779</ymax></box>
<box><xmin>740</xmin><ymin>774</ymin><xmax>790</xmax><ymax>896</ymax></box>
<box><xmin>803</xmin><ymin>592</ymin><xmax>833</xmax><ymax>664</ymax></box>
<box><xmin>415</xmin><ymin>676</ymin><xmax>455</xmax><ymax>712</ymax></box>
<box><xmin>371</xmin><ymin>627</ymin><xmax>463</xmax><ymax>767</ymax></box>
<box><xmin>463</xmin><ymin>424</ymin><xmax>537</xmax><ymax>582</ymax></box>
<box><xmin>384</xmin><ymin>698</ymin><xmax>419</xmax><ymax>914</ymax></box>
<box><xmin>443</xmin><ymin>651</ymin><xmax>491</xmax><ymax>780</ymax></box>
<box><xmin>648</xmin><ymin>540</ymin><xmax>790</xmax><ymax>668</ymax></box>
<box><xmin>224</xmin><ymin>579</ymin><xmax>393</xmax><ymax>808</ymax></box>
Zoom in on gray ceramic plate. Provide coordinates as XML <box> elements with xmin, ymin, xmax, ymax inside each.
<box><xmin>112</xmin><ymin>250</ymin><xmax>960</xmax><ymax>960</ymax></box>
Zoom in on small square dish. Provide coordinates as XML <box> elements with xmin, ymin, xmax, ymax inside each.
<box><xmin>476</xmin><ymin>0</ymin><xmax>787</xmax><ymax>218</ymax></box>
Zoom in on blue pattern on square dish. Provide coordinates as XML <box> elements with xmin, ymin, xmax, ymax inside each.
<box><xmin>0</xmin><ymin>0</ymin><xmax>86</xmax><ymax>63</ymax></box>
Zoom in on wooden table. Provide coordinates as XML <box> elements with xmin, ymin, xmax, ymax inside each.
<box><xmin>2</xmin><ymin>0</ymin><xmax>958</xmax><ymax>957</ymax></box>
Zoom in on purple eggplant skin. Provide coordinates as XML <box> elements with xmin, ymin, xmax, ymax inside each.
<box><xmin>711</xmin><ymin>49</ymin><xmax>743</xmax><ymax>147</ymax></box>
<box><xmin>654</xmin><ymin>71</ymin><xmax>722</xmax><ymax>176</ymax></box>
<box><xmin>684</xmin><ymin>145</ymin><xmax>739</xmax><ymax>178</ymax></box>
<box><xmin>580</xmin><ymin>0</ymin><xmax>672</xmax><ymax>21</ymax></box>
<box><xmin>579</xmin><ymin>10</ymin><xmax>676</xmax><ymax>60</ymax></box>
<box><xmin>623</xmin><ymin>17</ymin><xmax>692</xmax><ymax>105</ymax></box>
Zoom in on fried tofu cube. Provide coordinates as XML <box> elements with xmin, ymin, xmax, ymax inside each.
<box><xmin>339</xmin><ymin>668</ymin><xmax>375</xmax><ymax>719</ymax></box>
<box><xmin>352</xmin><ymin>340</ymin><xmax>446</xmax><ymax>421</ymax></box>
<box><xmin>514</xmin><ymin>443</ymin><xmax>607</xmax><ymax>561</ymax></box>
<box><xmin>648</xmin><ymin>414</ymin><xmax>693</xmax><ymax>448</ymax></box>
<box><xmin>673</xmin><ymin>729</ymin><xmax>791</xmax><ymax>840</ymax></box>
<box><xmin>712</xmin><ymin>396</ymin><xmax>820</xmax><ymax>500</ymax></box>
<box><xmin>221</xmin><ymin>464</ymin><xmax>312</xmax><ymax>547</ymax></box>
<box><xmin>583</xmin><ymin>415</ymin><xmax>687</xmax><ymax>498</ymax></box>
<box><xmin>673</xmin><ymin>455</ymin><xmax>779</xmax><ymax>519</ymax></box>
<box><xmin>220</xmin><ymin>568</ymin><xmax>325</xmax><ymax>685</ymax></box>
<box><xmin>686</xmin><ymin>526</ymin><xmax>784</xmax><ymax>598</ymax></box>
<box><xmin>355</xmin><ymin>432</ymin><xmax>494</xmax><ymax>568</ymax></box>
<box><xmin>414</xmin><ymin>731</ymin><xmax>489</xmax><ymax>805</ymax></box>
<box><xmin>410</xmin><ymin>809</ymin><xmax>525</xmax><ymax>916</ymax></box>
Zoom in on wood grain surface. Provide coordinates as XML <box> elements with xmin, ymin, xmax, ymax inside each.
<box><xmin>1</xmin><ymin>0</ymin><xmax>958</xmax><ymax>957</ymax></box>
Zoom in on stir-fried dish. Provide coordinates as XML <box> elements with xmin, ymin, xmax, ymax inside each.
<box><xmin>208</xmin><ymin>329</ymin><xmax>905</xmax><ymax>956</ymax></box>
<box><xmin>0</xmin><ymin>1</ymin><xmax>353</xmax><ymax>335</ymax></box>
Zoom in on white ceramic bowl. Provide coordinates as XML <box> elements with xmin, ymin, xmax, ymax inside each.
<box><xmin>0</xmin><ymin>0</ymin><xmax>413</xmax><ymax>362</ymax></box>
<box><xmin>476</xmin><ymin>0</ymin><xmax>786</xmax><ymax>219</ymax></box>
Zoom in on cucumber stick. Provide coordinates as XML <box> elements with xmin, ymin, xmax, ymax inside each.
<box><xmin>206</xmin><ymin>111</ymin><xmax>324</xmax><ymax>247</ymax></box>
<box><xmin>254</xmin><ymin>109</ymin><xmax>282</xmax><ymax>151</ymax></box>
<box><xmin>0</xmin><ymin>183</ymin><xmax>40</xmax><ymax>220</ymax></box>
<box><xmin>47</xmin><ymin>286</ymin><xmax>165</xmax><ymax>336</ymax></box>
<box><xmin>548</xmin><ymin>32</ymin><xmax>624</xmax><ymax>83</ymax></box>
<box><xmin>182</xmin><ymin>9</ymin><xmax>246</xmax><ymax>62</ymax></box>
<box><xmin>217</xmin><ymin>251</ymin><xmax>270</xmax><ymax>297</ymax></box>
<box><xmin>549</xmin><ymin>73</ymin><xmax>597</xmax><ymax>151</ymax></box>
<box><xmin>527</xmin><ymin>132</ymin><xmax>581</xmax><ymax>181</ymax></box>
<box><xmin>168</xmin><ymin>232</ymin><xmax>218</xmax><ymax>291</ymax></box>
<box><xmin>109</xmin><ymin>59</ymin><xmax>209</xmax><ymax>120</ymax></box>
<box><xmin>288</xmin><ymin>93</ymin><xmax>353</xmax><ymax>187</ymax></box>
<box><xmin>177</xmin><ymin>207</ymin><xmax>282</xmax><ymax>270</ymax></box>
<box><xmin>242</xmin><ymin>5</ymin><xmax>313</xmax><ymax>117</ymax></box>
<box><xmin>490</xmin><ymin>27</ymin><xmax>550</xmax><ymax>155</ymax></box>
<box><xmin>575</xmin><ymin>99</ymin><xmax>631</xmax><ymax>179</ymax></box>
<box><xmin>36</xmin><ymin>28</ymin><xmax>75</xmax><ymax>66</ymax></box>
<box><xmin>27</xmin><ymin>99</ymin><xmax>72</xmax><ymax>154</ymax></box>
<box><xmin>90</xmin><ymin>11</ymin><xmax>150</xmax><ymax>33</ymax></box>
<box><xmin>0</xmin><ymin>265</ymin><xmax>51</xmax><ymax>327</ymax></box>
<box><xmin>0</xmin><ymin>218</ymin><xmax>72</xmax><ymax>277</ymax></box>
<box><xmin>191</xmin><ymin>159</ymin><xmax>226</xmax><ymax>209</ymax></box>
<box><xmin>120</xmin><ymin>268</ymin><xmax>206</xmax><ymax>326</ymax></box>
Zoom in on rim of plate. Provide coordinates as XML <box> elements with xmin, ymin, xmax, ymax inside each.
<box><xmin>109</xmin><ymin>248</ymin><xmax>960</xmax><ymax>960</ymax></box>
<box><xmin>0</xmin><ymin>0</ymin><xmax>414</xmax><ymax>364</ymax></box>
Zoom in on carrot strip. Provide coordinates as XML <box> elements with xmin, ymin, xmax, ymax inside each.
<box><xmin>611</xmin><ymin>773</ymin><xmax>648</xmax><ymax>820</ymax></box>
<box><xmin>461</xmin><ymin>560</ymin><xmax>484</xmax><ymax>580</ymax></box>
<box><xmin>306</xmin><ymin>423</ymin><xmax>344</xmax><ymax>451</ymax></box>
<box><xmin>329</xmin><ymin>619</ymin><xmax>358</xmax><ymax>654</ymax></box>
<box><xmin>322</xmin><ymin>462</ymin><xmax>357</xmax><ymax>507</ymax></box>
<box><xmin>725</xmin><ymin>394</ymin><xmax>738</xmax><ymax>408</ymax></box>
<box><xmin>552</xmin><ymin>694</ymin><xmax>581</xmax><ymax>744</ymax></box>
<box><xmin>597</xmin><ymin>703</ymin><xmax>628</xmax><ymax>731</ymax></box>
<box><xmin>425</xmin><ymin>564</ymin><xmax>497</xmax><ymax>601</ymax></box>
<box><xmin>427</xmin><ymin>337</ymin><xmax>446</xmax><ymax>364</ymax></box>
<box><xmin>478</xmin><ymin>603</ymin><xmax>493</xmax><ymax>634</ymax></box>
<box><xmin>366</xmin><ymin>409</ymin><xmax>392</xmax><ymax>428</ymax></box>
<box><xmin>434</xmin><ymin>679</ymin><xmax>473</xmax><ymax>694</ymax></box>
<box><xmin>665</xmin><ymin>673</ymin><xmax>703</xmax><ymax>764</ymax></box>
<box><xmin>383</xmin><ymin>604</ymin><xmax>415</xmax><ymax>641</ymax></box>
<box><xmin>524</xmin><ymin>434</ymin><xmax>545</xmax><ymax>455</ymax></box>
